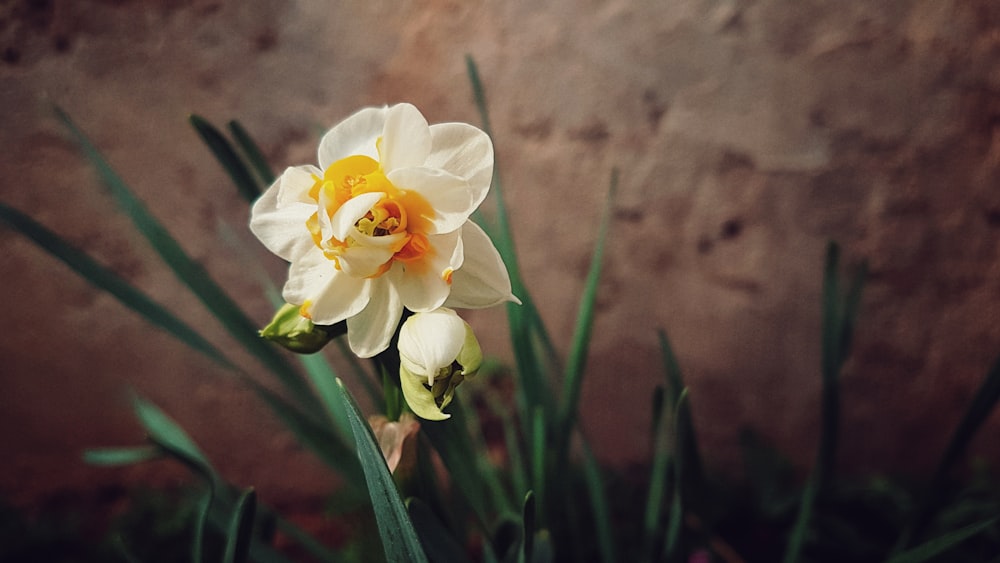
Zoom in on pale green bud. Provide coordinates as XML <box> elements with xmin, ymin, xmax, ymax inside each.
<box><xmin>259</xmin><ymin>302</ymin><xmax>345</xmax><ymax>354</ymax></box>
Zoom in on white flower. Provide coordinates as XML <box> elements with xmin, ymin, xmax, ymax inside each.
<box><xmin>397</xmin><ymin>308</ymin><xmax>482</xmax><ymax>420</ymax></box>
<box><xmin>250</xmin><ymin>103</ymin><xmax>518</xmax><ymax>357</ymax></box>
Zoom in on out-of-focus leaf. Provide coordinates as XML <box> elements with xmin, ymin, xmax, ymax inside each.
<box><xmin>55</xmin><ymin>106</ymin><xmax>325</xmax><ymax>422</ymax></box>
<box><xmin>223</xmin><ymin>488</ymin><xmax>257</xmax><ymax>563</ymax></box>
<box><xmin>190</xmin><ymin>114</ymin><xmax>262</xmax><ymax>203</ymax></box>
<box><xmin>408</xmin><ymin>498</ymin><xmax>473</xmax><ymax>563</ymax></box>
<box><xmin>557</xmin><ymin>168</ymin><xmax>617</xmax><ymax>455</ymax></box>
<box><xmin>0</xmin><ymin>203</ymin><xmax>236</xmax><ymax>372</ymax></box>
<box><xmin>228</xmin><ymin>120</ymin><xmax>276</xmax><ymax>186</ymax></box>
<box><xmin>83</xmin><ymin>445</ymin><xmax>162</xmax><ymax>466</ymax></box>
<box><xmin>886</xmin><ymin>518</ymin><xmax>997</xmax><ymax>563</ymax></box>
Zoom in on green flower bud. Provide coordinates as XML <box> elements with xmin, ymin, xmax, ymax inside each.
<box><xmin>259</xmin><ymin>302</ymin><xmax>345</xmax><ymax>354</ymax></box>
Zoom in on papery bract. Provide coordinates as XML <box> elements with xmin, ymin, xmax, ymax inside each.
<box><xmin>250</xmin><ymin>103</ymin><xmax>517</xmax><ymax>357</ymax></box>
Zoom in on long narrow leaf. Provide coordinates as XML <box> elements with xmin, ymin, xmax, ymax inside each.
<box><xmin>663</xmin><ymin>389</ymin><xmax>690</xmax><ymax>562</ymax></box>
<box><xmin>897</xmin><ymin>351</ymin><xmax>1000</xmax><ymax>549</ymax></box>
<box><xmin>222</xmin><ymin>487</ymin><xmax>257</xmax><ymax>563</ymax></box>
<box><xmin>466</xmin><ymin>55</ymin><xmax>553</xmax><ymax>420</ymax></box>
<box><xmin>55</xmin><ymin>107</ymin><xmax>324</xmax><ymax>421</ymax></box>
<box><xmin>886</xmin><ymin>518</ymin><xmax>997</xmax><ymax>563</ymax></box>
<box><xmin>657</xmin><ymin>329</ymin><xmax>703</xmax><ymax>491</ymax></box>
<box><xmin>0</xmin><ymin>203</ymin><xmax>237</xmax><ymax>371</ymax></box>
<box><xmin>784</xmin><ymin>242</ymin><xmax>861</xmax><ymax>563</ymax></box>
<box><xmin>581</xmin><ymin>440</ymin><xmax>616</xmax><ymax>563</ymax></box>
<box><xmin>83</xmin><ymin>445</ymin><xmax>162</xmax><ymax>466</ymax></box>
<box><xmin>409</xmin><ymin>498</ymin><xmax>474</xmax><ymax>563</ymax></box>
<box><xmin>132</xmin><ymin>394</ymin><xmax>214</xmax><ymax>477</ymax></box>
<box><xmin>190</xmin><ymin>114</ymin><xmax>263</xmax><ymax>203</ymax></box>
<box><xmin>228</xmin><ymin>120</ymin><xmax>276</xmax><ymax>185</ymax></box>
<box><xmin>558</xmin><ymin>169</ymin><xmax>618</xmax><ymax>446</ymax></box>
<box><xmin>642</xmin><ymin>385</ymin><xmax>671</xmax><ymax>563</ymax></box>
<box><xmin>336</xmin><ymin>378</ymin><xmax>429</xmax><ymax>563</ymax></box>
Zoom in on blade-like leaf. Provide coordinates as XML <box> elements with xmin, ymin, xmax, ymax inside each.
<box><xmin>521</xmin><ymin>491</ymin><xmax>536</xmax><ymax>563</ymax></box>
<box><xmin>228</xmin><ymin>120</ymin><xmax>276</xmax><ymax>186</ymax></box>
<box><xmin>642</xmin><ymin>385</ymin><xmax>671</xmax><ymax>563</ymax></box>
<box><xmin>886</xmin><ymin>518</ymin><xmax>997</xmax><ymax>563</ymax></box>
<box><xmin>408</xmin><ymin>498</ymin><xmax>473</xmax><ymax>563</ymax></box>
<box><xmin>465</xmin><ymin>55</ymin><xmax>553</xmax><ymax>420</ymax></box>
<box><xmin>0</xmin><ymin>203</ymin><xmax>236</xmax><ymax>372</ymax></box>
<box><xmin>581</xmin><ymin>441</ymin><xmax>616</xmax><ymax>563</ymax></box>
<box><xmin>132</xmin><ymin>394</ymin><xmax>214</xmax><ymax>478</ymax></box>
<box><xmin>657</xmin><ymin>329</ymin><xmax>703</xmax><ymax>491</ymax></box>
<box><xmin>82</xmin><ymin>445</ymin><xmax>162</xmax><ymax>466</ymax></box>
<box><xmin>336</xmin><ymin>378</ymin><xmax>428</xmax><ymax>563</ymax></box>
<box><xmin>223</xmin><ymin>487</ymin><xmax>257</xmax><ymax>563</ymax></box>
<box><xmin>190</xmin><ymin>114</ymin><xmax>262</xmax><ymax>203</ymax></box>
<box><xmin>897</xmin><ymin>350</ymin><xmax>1000</xmax><ymax>550</ymax></box>
<box><xmin>54</xmin><ymin>107</ymin><xmax>324</xmax><ymax>421</ymax></box>
<box><xmin>558</xmin><ymin>168</ymin><xmax>618</xmax><ymax>449</ymax></box>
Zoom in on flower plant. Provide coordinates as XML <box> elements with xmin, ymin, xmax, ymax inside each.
<box><xmin>2</xmin><ymin>57</ymin><xmax>1000</xmax><ymax>563</ymax></box>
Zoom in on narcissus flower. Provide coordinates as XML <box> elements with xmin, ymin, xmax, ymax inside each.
<box><xmin>250</xmin><ymin>103</ymin><xmax>517</xmax><ymax>357</ymax></box>
<box><xmin>397</xmin><ymin>308</ymin><xmax>482</xmax><ymax>420</ymax></box>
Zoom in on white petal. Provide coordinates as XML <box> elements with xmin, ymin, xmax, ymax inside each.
<box><xmin>337</xmin><ymin>244</ymin><xmax>395</xmax><ymax>278</ymax></box>
<box><xmin>396</xmin><ymin>230</ymin><xmax>462</xmax><ymax>312</ymax></box>
<box><xmin>318</xmin><ymin>106</ymin><xmax>387</xmax><ymax>169</ymax></box>
<box><xmin>250</xmin><ymin>186</ymin><xmax>316</xmax><ymax>262</ymax></box>
<box><xmin>388</xmin><ymin>167</ymin><xmax>473</xmax><ymax>234</ymax></box>
<box><xmin>426</xmin><ymin>122</ymin><xmax>494</xmax><ymax>209</ymax></box>
<box><xmin>347</xmin><ymin>279</ymin><xmax>403</xmax><ymax>357</ymax></box>
<box><xmin>444</xmin><ymin>221</ymin><xmax>520</xmax><ymax>309</ymax></box>
<box><xmin>277</xmin><ymin>165</ymin><xmax>322</xmax><ymax>206</ymax></box>
<box><xmin>281</xmin><ymin>248</ymin><xmax>372</xmax><ymax>324</ymax></box>
<box><xmin>327</xmin><ymin>191</ymin><xmax>384</xmax><ymax>241</ymax></box>
<box><xmin>379</xmin><ymin>104</ymin><xmax>431</xmax><ymax>172</ymax></box>
<box><xmin>398</xmin><ymin>308</ymin><xmax>466</xmax><ymax>373</ymax></box>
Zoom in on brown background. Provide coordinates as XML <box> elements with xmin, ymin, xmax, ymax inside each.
<box><xmin>2</xmin><ymin>0</ymin><xmax>1000</xmax><ymax>509</ymax></box>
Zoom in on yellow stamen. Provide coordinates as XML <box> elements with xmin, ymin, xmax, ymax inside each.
<box><xmin>299</xmin><ymin>300</ymin><xmax>314</xmax><ymax>320</ymax></box>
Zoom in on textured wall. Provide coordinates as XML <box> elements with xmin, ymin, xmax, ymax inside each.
<box><xmin>2</xmin><ymin>0</ymin><xmax>999</xmax><ymax>505</ymax></box>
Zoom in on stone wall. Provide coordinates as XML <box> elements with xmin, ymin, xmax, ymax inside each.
<box><xmin>2</xmin><ymin>0</ymin><xmax>999</xmax><ymax>504</ymax></box>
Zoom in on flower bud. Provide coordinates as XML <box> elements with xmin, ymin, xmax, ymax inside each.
<box><xmin>397</xmin><ymin>308</ymin><xmax>483</xmax><ymax>420</ymax></box>
<box><xmin>259</xmin><ymin>302</ymin><xmax>345</xmax><ymax>354</ymax></box>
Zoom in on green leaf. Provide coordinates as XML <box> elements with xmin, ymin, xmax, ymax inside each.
<box><xmin>0</xmin><ymin>203</ymin><xmax>237</xmax><ymax>372</ymax></box>
<box><xmin>336</xmin><ymin>378</ymin><xmax>428</xmax><ymax>563</ymax></box>
<box><xmin>223</xmin><ymin>488</ymin><xmax>257</xmax><ymax>563</ymax></box>
<box><xmin>465</xmin><ymin>55</ymin><xmax>554</xmax><ymax>421</ymax></box>
<box><xmin>408</xmin><ymin>498</ymin><xmax>473</xmax><ymax>563</ymax></box>
<box><xmin>642</xmin><ymin>385</ymin><xmax>671</xmax><ymax>563</ymax></box>
<box><xmin>663</xmin><ymin>389</ymin><xmax>690</xmax><ymax>562</ymax></box>
<box><xmin>898</xmin><ymin>350</ymin><xmax>1000</xmax><ymax>549</ymax></box>
<box><xmin>228</xmin><ymin>120</ymin><xmax>276</xmax><ymax>186</ymax></box>
<box><xmin>54</xmin><ymin>106</ymin><xmax>324</xmax><ymax>421</ymax></box>
<box><xmin>557</xmin><ymin>168</ymin><xmax>618</xmax><ymax>449</ymax></box>
<box><xmin>521</xmin><ymin>491</ymin><xmax>536</xmax><ymax>563</ymax></box>
<box><xmin>422</xmin><ymin>397</ymin><xmax>495</xmax><ymax>528</ymax></box>
<box><xmin>82</xmin><ymin>445</ymin><xmax>162</xmax><ymax>466</ymax></box>
<box><xmin>885</xmin><ymin>518</ymin><xmax>997</xmax><ymax>563</ymax></box>
<box><xmin>784</xmin><ymin>242</ymin><xmax>864</xmax><ymax>563</ymax></box>
<box><xmin>189</xmin><ymin>114</ymin><xmax>263</xmax><ymax>203</ymax></box>
<box><xmin>657</xmin><ymin>329</ymin><xmax>703</xmax><ymax>491</ymax></box>
<box><xmin>530</xmin><ymin>407</ymin><xmax>547</xmax><ymax>520</ymax></box>
<box><xmin>131</xmin><ymin>394</ymin><xmax>215</xmax><ymax>479</ymax></box>
<box><xmin>581</xmin><ymin>441</ymin><xmax>616</xmax><ymax>563</ymax></box>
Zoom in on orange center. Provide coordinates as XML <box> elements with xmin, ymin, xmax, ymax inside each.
<box><xmin>306</xmin><ymin>155</ymin><xmax>435</xmax><ymax>276</ymax></box>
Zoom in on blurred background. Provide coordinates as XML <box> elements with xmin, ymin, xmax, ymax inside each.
<box><xmin>2</xmin><ymin>0</ymin><xmax>999</xmax><ymax>539</ymax></box>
